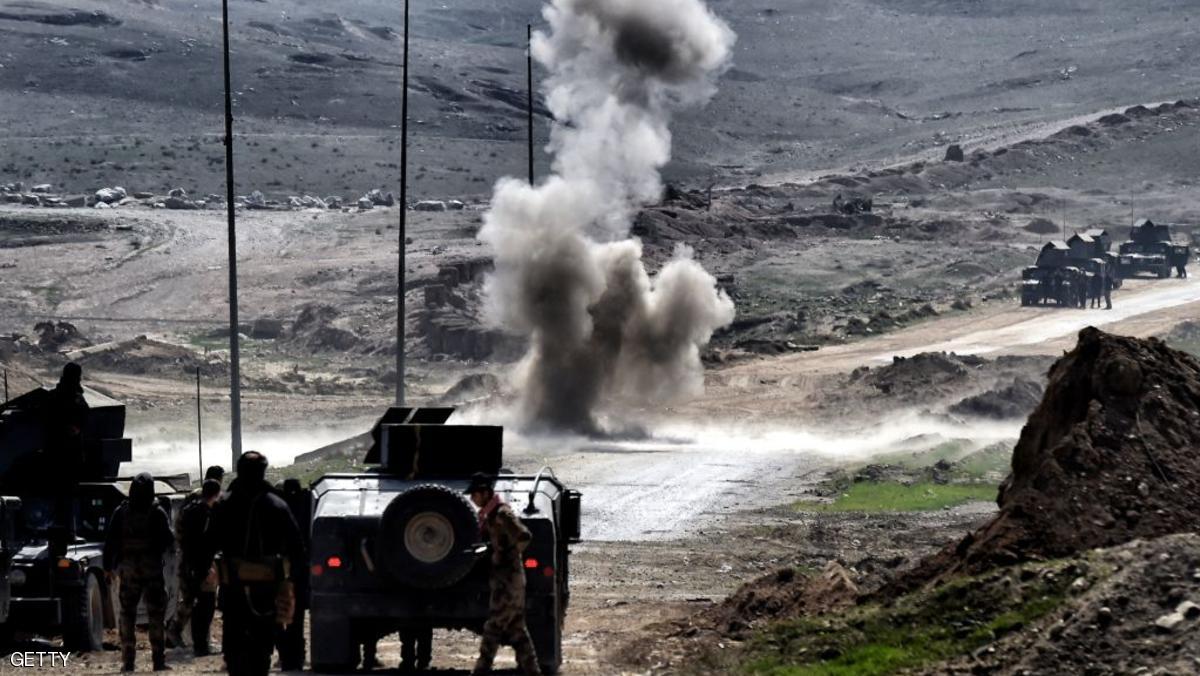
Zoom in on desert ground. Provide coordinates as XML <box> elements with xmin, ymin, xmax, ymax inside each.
<box><xmin>3</xmin><ymin>0</ymin><xmax>1200</xmax><ymax>674</ymax></box>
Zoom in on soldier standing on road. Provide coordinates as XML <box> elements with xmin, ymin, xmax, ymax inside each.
<box><xmin>103</xmin><ymin>472</ymin><xmax>174</xmax><ymax>672</ymax></box>
<box><xmin>168</xmin><ymin>466</ymin><xmax>224</xmax><ymax>651</ymax></box>
<box><xmin>1104</xmin><ymin>270</ymin><xmax>1114</xmax><ymax>310</ymax></box>
<box><xmin>467</xmin><ymin>473</ymin><xmax>542</xmax><ymax>676</ymax></box>
<box><xmin>45</xmin><ymin>362</ymin><xmax>89</xmax><ymax>533</ymax></box>
<box><xmin>209</xmin><ymin>452</ymin><xmax>305</xmax><ymax>676</ymax></box>
<box><xmin>275</xmin><ymin>478</ymin><xmax>311</xmax><ymax>671</ymax></box>
<box><xmin>168</xmin><ymin>479</ymin><xmax>221</xmax><ymax>656</ymax></box>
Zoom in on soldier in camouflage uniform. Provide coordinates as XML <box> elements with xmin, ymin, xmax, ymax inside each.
<box><xmin>103</xmin><ymin>472</ymin><xmax>174</xmax><ymax>672</ymax></box>
<box><xmin>467</xmin><ymin>473</ymin><xmax>542</xmax><ymax>676</ymax></box>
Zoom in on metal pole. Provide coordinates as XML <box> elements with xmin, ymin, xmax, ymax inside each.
<box><xmin>196</xmin><ymin>366</ymin><xmax>203</xmax><ymax>484</ymax></box>
<box><xmin>221</xmin><ymin>0</ymin><xmax>244</xmax><ymax>464</ymax></box>
<box><xmin>527</xmin><ymin>24</ymin><xmax>535</xmax><ymax>185</ymax></box>
<box><xmin>395</xmin><ymin>0</ymin><xmax>409</xmax><ymax>406</ymax></box>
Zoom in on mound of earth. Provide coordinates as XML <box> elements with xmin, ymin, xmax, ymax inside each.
<box><xmin>948</xmin><ymin>377</ymin><xmax>1044</xmax><ymax>420</ymax></box>
<box><xmin>67</xmin><ymin>336</ymin><xmax>223</xmax><ymax>378</ymax></box>
<box><xmin>855</xmin><ymin>352</ymin><xmax>985</xmax><ymax>396</ymax></box>
<box><xmin>438</xmin><ymin>372</ymin><xmax>501</xmax><ymax>405</ymax></box>
<box><xmin>699</xmin><ymin>562</ymin><xmax>859</xmax><ymax>638</ymax></box>
<box><xmin>1024</xmin><ymin>217</ymin><xmax>1060</xmax><ymax>234</ymax></box>
<box><xmin>1158</xmin><ymin>320</ymin><xmax>1200</xmax><ymax>357</ymax></box>
<box><xmin>289</xmin><ymin>304</ymin><xmax>360</xmax><ymax>352</ymax></box>
<box><xmin>894</xmin><ymin>328</ymin><xmax>1200</xmax><ymax>591</ymax></box>
<box><xmin>927</xmin><ymin>534</ymin><xmax>1200</xmax><ymax>676</ymax></box>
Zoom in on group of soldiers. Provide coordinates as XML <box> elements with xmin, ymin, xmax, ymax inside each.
<box><xmin>1035</xmin><ymin>265</ymin><xmax>1115</xmax><ymax>309</ymax></box>
<box><xmin>102</xmin><ymin>453</ymin><xmax>307</xmax><ymax>674</ymax></box>
<box><xmin>39</xmin><ymin>363</ymin><xmax>542</xmax><ymax>673</ymax></box>
<box><xmin>96</xmin><ymin>444</ymin><xmax>538</xmax><ymax>673</ymax></box>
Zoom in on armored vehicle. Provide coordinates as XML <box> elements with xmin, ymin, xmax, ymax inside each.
<box><xmin>1021</xmin><ymin>241</ymin><xmax>1086</xmax><ymax>306</ymax></box>
<box><xmin>1117</xmin><ymin>218</ymin><xmax>1189</xmax><ymax>278</ymax></box>
<box><xmin>308</xmin><ymin>407</ymin><xmax>581</xmax><ymax>674</ymax></box>
<box><xmin>1068</xmin><ymin>230</ymin><xmax>1122</xmax><ymax>289</ymax></box>
<box><xmin>0</xmin><ymin>386</ymin><xmax>183</xmax><ymax>649</ymax></box>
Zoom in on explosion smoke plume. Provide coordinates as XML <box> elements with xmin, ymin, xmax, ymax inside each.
<box><xmin>479</xmin><ymin>0</ymin><xmax>736</xmax><ymax>434</ymax></box>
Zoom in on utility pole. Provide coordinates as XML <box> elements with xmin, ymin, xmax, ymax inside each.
<box><xmin>395</xmin><ymin>0</ymin><xmax>410</xmax><ymax>406</ymax></box>
<box><xmin>196</xmin><ymin>367</ymin><xmax>203</xmax><ymax>483</ymax></box>
<box><xmin>527</xmin><ymin>24</ymin><xmax>535</xmax><ymax>185</ymax></box>
<box><xmin>221</xmin><ymin>0</ymin><xmax>243</xmax><ymax>465</ymax></box>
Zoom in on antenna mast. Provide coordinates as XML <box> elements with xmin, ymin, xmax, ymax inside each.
<box><xmin>395</xmin><ymin>0</ymin><xmax>410</xmax><ymax>405</ymax></box>
<box><xmin>220</xmin><ymin>0</ymin><xmax>243</xmax><ymax>465</ymax></box>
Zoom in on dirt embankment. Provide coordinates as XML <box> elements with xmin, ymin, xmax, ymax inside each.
<box><xmin>652</xmin><ymin>329</ymin><xmax>1200</xmax><ymax>674</ymax></box>
<box><xmin>895</xmin><ymin>328</ymin><xmax>1200</xmax><ymax>589</ymax></box>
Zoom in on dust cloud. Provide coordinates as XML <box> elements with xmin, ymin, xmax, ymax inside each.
<box><xmin>507</xmin><ymin>411</ymin><xmax>1023</xmax><ymax>462</ymax></box>
<box><xmin>123</xmin><ymin>424</ymin><xmax>369</xmax><ymax>478</ymax></box>
<box><xmin>479</xmin><ymin>0</ymin><xmax>737</xmax><ymax>435</ymax></box>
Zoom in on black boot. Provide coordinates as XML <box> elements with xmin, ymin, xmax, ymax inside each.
<box><xmin>121</xmin><ymin>647</ymin><xmax>136</xmax><ymax>673</ymax></box>
<box><xmin>153</xmin><ymin>650</ymin><xmax>171</xmax><ymax>671</ymax></box>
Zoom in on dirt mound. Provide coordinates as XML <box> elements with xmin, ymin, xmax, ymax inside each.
<box><xmin>438</xmin><ymin>372</ymin><xmax>501</xmax><ymax>405</ymax></box>
<box><xmin>948</xmin><ymin>377</ymin><xmax>1044</xmax><ymax>419</ymax></box>
<box><xmin>894</xmin><ymin>328</ymin><xmax>1200</xmax><ymax>591</ymax></box>
<box><xmin>857</xmin><ymin>352</ymin><xmax>985</xmax><ymax>395</ymax></box>
<box><xmin>68</xmin><ymin>336</ymin><xmax>223</xmax><ymax>379</ymax></box>
<box><xmin>698</xmin><ymin>562</ymin><xmax>860</xmax><ymax>638</ymax></box>
<box><xmin>927</xmin><ymin>533</ymin><xmax>1200</xmax><ymax>675</ymax></box>
<box><xmin>1158</xmin><ymin>319</ymin><xmax>1200</xmax><ymax>357</ymax></box>
<box><xmin>1023</xmin><ymin>217</ymin><xmax>1060</xmax><ymax>234</ymax></box>
<box><xmin>34</xmin><ymin>320</ymin><xmax>90</xmax><ymax>351</ymax></box>
<box><xmin>289</xmin><ymin>304</ymin><xmax>360</xmax><ymax>352</ymax></box>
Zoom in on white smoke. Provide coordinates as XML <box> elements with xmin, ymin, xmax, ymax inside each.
<box><xmin>479</xmin><ymin>0</ymin><xmax>737</xmax><ymax>434</ymax></box>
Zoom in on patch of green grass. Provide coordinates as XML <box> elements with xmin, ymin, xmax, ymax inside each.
<box><xmin>266</xmin><ymin>453</ymin><xmax>362</xmax><ymax>487</ymax></box>
<box><xmin>952</xmin><ymin>442</ymin><xmax>1012</xmax><ymax>481</ymax></box>
<box><xmin>32</xmin><ymin>284</ymin><xmax>64</xmax><ymax>309</ymax></box>
<box><xmin>737</xmin><ymin>561</ymin><xmax>1077</xmax><ymax>676</ymax></box>
<box><xmin>187</xmin><ymin>331</ymin><xmax>228</xmax><ymax>351</ymax></box>
<box><xmin>796</xmin><ymin>481</ymin><xmax>997</xmax><ymax>513</ymax></box>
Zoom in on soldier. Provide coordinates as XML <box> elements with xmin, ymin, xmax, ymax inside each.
<box><xmin>45</xmin><ymin>362</ymin><xmax>88</xmax><ymax>533</ymax></box>
<box><xmin>1104</xmin><ymin>270</ymin><xmax>1114</xmax><ymax>310</ymax></box>
<box><xmin>167</xmin><ymin>466</ymin><xmax>224</xmax><ymax>650</ymax></box>
<box><xmin>467</xmin><ymin>473</ymin><xmax>541</xmax><ymax>676</ymax></box>
<box><xmin>103</xmin><ymin>473</ymin><xmax>174</xmax><ymax>672</ymax></box>
<box><xmin>275</xmin><ymin>478</ymin><xmax>310</xmax><ymax>671</ymax></box>
<box><xmin>209</xmin><ymin>452</ymin><xmax>305</xmax><ymax>676</ymax></box>
<box><xmin>400</xmin><ymin>627</ymin><xmax>433</xmax><ymax>673</ymax></box>
<box><xmin>168</xmin><ymin>479</ymin><xmax>221</xmax><ymax>655</ymax></box>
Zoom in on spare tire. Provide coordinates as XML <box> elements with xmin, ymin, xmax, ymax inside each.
<box><xmin>376</xmin><ymin>484</ymin><xmax>480</xmax><ymax>589</ymax></box>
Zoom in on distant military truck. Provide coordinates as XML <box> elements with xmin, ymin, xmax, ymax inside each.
<box><xmin>1068</xmin><ymin>230</ymin><xmax>1122</xmax><ymax>289</ymax></box>
<box><xmin>308</xmin><ymin>407</ymin><xmax>581</xmax><ymax>675</ymax></box>
<box><xmin>0</xmin><ymin>386</ymin><xmax>184</xmax><ymax>649</ymax></box>
<box><xmin>1022</xmin><ymin>241</ymin><xmax>1086</xmax><ymax>307</ymax></box>
<box><xmin>1117</xmin><ymin>218</ymin><xmax>1189</xmax><ymax>278</ymax></box>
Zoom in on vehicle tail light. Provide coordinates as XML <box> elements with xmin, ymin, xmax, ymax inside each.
<box><xmin>524</xmin><ymin>558</ymin><xmax>538</xmax><ymax>569</ymax></box>
<box><xmin>310</xmin><ymin>564</ymin><xmax>324</xmax><ymax>577</ymax></box>
<box><xmin>326</xmin><ymin>556</ymin><xmax>343</xmax><ymax>569</ymax></box>
<box><xmin>543</xmin><ymin>566</ymin><xmax>554</xmax><ymax>578</ymax></box>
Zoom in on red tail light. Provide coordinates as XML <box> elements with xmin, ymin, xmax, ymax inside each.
<box><xmin>542</xmin><ymin>566</ymin><xmax>554</xmax><ymax>578</ymax></box>
<box><xmin>326</xmin><ymin>556</ymin><xmax>343</xmax><ymax>569</ymax></box>
<box><xmin>524</xmin><ymin>558</ymin><xmax>538</xmax><ymax>569</ymax></box>
<box><xmin>311</xmin><ymin>564</ymin><xmax>324</xmax><ymax>577</ymax></box>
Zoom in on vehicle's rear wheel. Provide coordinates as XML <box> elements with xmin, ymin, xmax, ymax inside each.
<box><xmin>63</xmin><ymin>573</ymin><xmax>104</xmax><ymax>652</ymax></box>
<box><xmin>377</xmin><ymin>484</ymin><xmax>480</xmax><ymax>589</ymax></box>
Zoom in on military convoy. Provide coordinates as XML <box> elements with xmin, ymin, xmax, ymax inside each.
<box><xmin>1021</xmin><ymin>220</ymin><xmax>1189</xmax><ymax>307</ymax></box>
<box><xmin>308</xmin><ymin>407</ymin><xmax>581</xmax><ymax>675</ymax></box>
<box><xmin>0</xmin><ymin>386</ymin><xmax>185</xmax><ymax>650</ymax></box>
